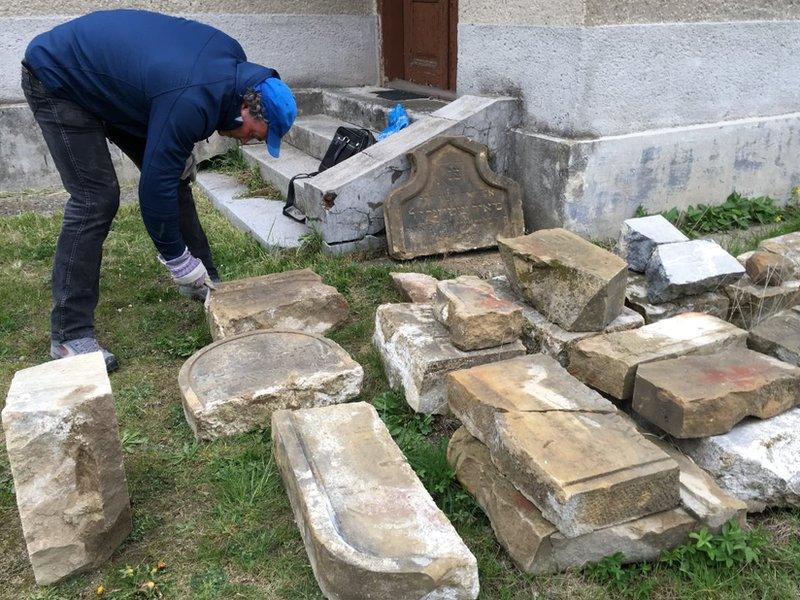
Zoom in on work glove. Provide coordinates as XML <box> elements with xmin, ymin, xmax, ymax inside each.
<box><xmin>158</xmin><ymin>247</ymin><xmax>216</xmax><ymax>302</ymax></box>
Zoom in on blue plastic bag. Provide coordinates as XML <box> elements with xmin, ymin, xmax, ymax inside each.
<box><xmin>377</xmin><ymin>104</ymin><xmax>410</xmax><ymax>141</ymax></box>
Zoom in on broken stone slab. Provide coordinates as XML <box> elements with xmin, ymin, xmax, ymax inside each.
<box><xmin>447</xmin><ymin>354</ymin><xmax>680</xmax><ymax>537</ymax></box>
<box><xmin>447</xmin><ymin>427</ymin><xmax>696</xmax><ymax>574</ymax></box>
<box><xmin>390</xmin><ymin>272</ymin><xmax>438</xmax><ymax>303</ymax></box>
<box><xmin>499</xmin><ymin>229</ymin><xmax>628</xmax><ymax>332</ymax></box>
<box><xmin>758</xmin><ymin>231</ymin><xmax>800</xmax><ymax>267</ymax></box>
<box><xmin>205</xmin><ymin>269</ymin><xmax>348</xmax><ymax>340</ymax></box>
<box><xmin>273</xmin><ymin>402</ymin><xmax>479</xmax><ymax>599</ymax></box>
<box><xmin>433</xmin><ymin>276</ymin><xmax>524</xmax><ymax>350</ymax></box>
<box><xmin>179</xmin><ymin>330</ymin><xmax>363</xmax><ymax>440</ymax></box>
<box><xmin>568</xmin><ymin>312</ymin><xmax>748</xmax><ymax>400</ymax></box>
<box><xmin>373</xmin><ymin>302</ymin><xmax>525</xmax><ymax>414</ymax></box>
<box><xmin>726</xmin><ymin>276</ymin><xmax>800</xmax><ymax>330</ymax></box>
<box><xmin>677</xmin><ymin>408</ymin><xmax>800</xmax><ymax>511</ymax></box>
<box><xmin>645</xmin><ymin>239</ymin><xmax>745</xmax><ymax>304</ymax></box>
<box><xmin>616</xmin><ymin>215</ymin><xmax>689</xmax><ymax>273</ymax></box>
<box><xmin>626</xmin><ymin>271</ymin><xmax>729</xmax><ymax>324</ymax></box>
<box><xmin>748</xmin><ymin>308</ymin><xmax>800</xmax><ymax>365</ymax></box>
<box><xmin>2</xmin><ymin>353</ymin><xmax>132</xmax><ymax>585</ymax></box>
<box><xmin>633</xmin><ymin>348</ymin><xmax>800</xmax><ymax>438</ymax></box>
<box><xmin>746</xmin><ymin>251</ymin><xmax>796</xmax><ymax>286</ymax></box>
<box><xmin>736</xmin><ymin>251</ymin><xmax>755</xmax><ymax>267</ymax></box>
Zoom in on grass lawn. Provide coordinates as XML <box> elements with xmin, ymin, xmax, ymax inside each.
<box><xmin>2</xmin><ymin>185</ymin><xmax>800</xmax><ymax>599</ymax></box>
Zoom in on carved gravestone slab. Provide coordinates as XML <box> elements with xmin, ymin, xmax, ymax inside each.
<box><xmin>384</xmin><ymin>136</ymin><xmax>524</xmax><ymax>260</ymax></box>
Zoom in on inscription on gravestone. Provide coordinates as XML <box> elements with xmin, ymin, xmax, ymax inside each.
<box><xmin>384</xmin><ymin>136</ymin><xmax>524</xmax><ymax>260</ymax></box>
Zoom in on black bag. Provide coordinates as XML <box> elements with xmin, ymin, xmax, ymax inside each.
<box><xmin>283</xmin><ymin>126</ymin><xmax>375</xmax><ymax>223</ymax></box>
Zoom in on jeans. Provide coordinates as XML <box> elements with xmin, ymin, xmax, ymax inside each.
<box><xmin>21</xmin><ymin>65</ymin><xmax>218</xmax><ymax>343</ymax></box>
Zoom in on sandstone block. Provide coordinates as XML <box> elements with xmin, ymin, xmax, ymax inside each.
<box><xmin>498</xmin><ymin>229</ymin><xmax>627</xmax><ymax>332</ymax></box>
<box><xmin>634</xmin><ymin>348</ymin><xmax>800</xmax><ymax>438</ymax></box>
<box><xmin>434</xmin><ymin>276</ymin><xmax>524</xmax><ymax>350</ymax></box>
<box><xmin>746</xmin><ymin>251</ymin><xmax>795</xmax><ymax>286</ymax></box>
<box><xmin>678</xmin><ymin>408</ymin><xmax>800</xmax><ymax>511</ymax></box>
<box><xmin>626</xmin><ymin>271</ymin><xmax>730</xmax><ymax>324</ymax></box>
<box><xmin>447</xmin><ymin>355</ymin><xmax>680</xmax><ymax>537</ymax></box>
<box><xmin>373</xmin><ymin>303</ymin><xmax>525</xmax><ymax>414</ymax></box>
<box><xmin>568</xmin><ymin>313</ymin><xmax>748</xmax><ymax>400</ymax></box>
<box><xmin>749</xmin><ymin>308</ymin><xmax>800</xmax><ymax>365</ymax></box>
<box><xmin>205</xmin><ymin>269</ymin><xmax>348</xmax><ymax>340</ymax></box>
<box><xmin>390</xmin><ymin>272</ymin><xmax>438</xmax><ymax>303</ymax></box>
<box><xmin>273</xmin><ymin>403</ymin><xmax>479</xmax><ymax>599</ymax></box>
<box><xmin>179</xmin><ymin>330</ymin><xmax>363</xmax><ymax>440</ymax></box>
<box><xmin>726</xmin><ymin>277</ymin><xmax>800</xmax><ymax>329</ymax></box>
<box><xmin>645</xmin><ymin>239</ymin><xmax>745</xmax><ymax>303</ymax></box>
<box><xmin>447</xmin><ymin>427</ymin><xmax>696</xmax><ymax>574</ymax></box>
<box><xmin>758</xmin><ymin>231</ymin><xmax>800</xmax><ymax>266</ymax></box>
<box><xmin>616</xmin><ymin>215</ymin><xmax>689</xmax><ymax>272</ymax></box>
<box><xmin>2</xmin><ymin>353</ymin><xmax>131</xmax><ymax>585</ymax></box>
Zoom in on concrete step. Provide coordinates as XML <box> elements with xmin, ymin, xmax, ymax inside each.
<box><xmin>241</xmin><ymin>142</ymin><xmax>319</xmax><ymax>199</ymax></box>
<box><xmin>321</xmin><ymin>87</ymin><xmax>447</xmax><ymax>131</ymax></box>
<box><xmin>284</xmin><ymin>114</ymin><xmax>376</xmax><ymax>161</ymax></box>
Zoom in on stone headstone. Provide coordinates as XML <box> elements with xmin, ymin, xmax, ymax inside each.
<box><xmin>2</xmin><ymin>353</ymin><xmax>132</xmax><ymax>585</ymax></box>
<box><xmin>384</xmin><ymin>136</ymin><xmax>524</xmax><ymax>260</ymax></box>
<box><xmin>748</xmin><ymin>308</ymin><xmax>800</xmax><ymax>365</ymax></box>
<box><xmin>390</xmin><ymin>272</ymin><xmax>439</xmax><ymax>303</ymax></box>
<box><xmin>273</xmin><ymin>403</ymin><xmax>479</xmax><ymax>599</ymax></box>
<box><xmin>373</xmin><ymin>303</ymin><xmax>525</xmax><ymax>414</ymax></box>
<box><xmin>568</xmin><ymin>313</ymin><xmax>748</xmax><ymax>400</ymax></box>
<box><xmin>616</xmin><ymin>215</ymin><xmax>689</xmax><ymax>272</ymax></box>
<box><xmin>746</xmin><ymin>251</ymin><xmax>795</xmax><ymax>286</ymax></box>
<box><xmin>726</xmin><ymin>276</ymin><xmax>800</xmax><ymax>330</ymax></box>
<box><xmin>626</xmin><ymin>271</ymin><xmax>730</xmax><ymax>324</ymax></box>
<box><xmin>645</xmin><ymin>239</ymin><xmax>745</xmax><ymax>303</ymax></box>
<box><xmin>447</xmin><ymin>355</ymin><xmax>680</xmax><ymax>537</ymax></box>
<box><xmin>633</xmin><ymin>348</ymin><xmax>800</xmax><ymax>438</ymax></box>
<box><xmin>498</xmin><ymin>229</ymin><xmax>628</xmax><ymax>332</ymax></box>
<box><xmin>179</xmin><ymin>330</ymin><xmax>363</xmax><ymax>440</ymax></box>
<box><xmin>205</xmin><ymin>269</ymin><xmax>348</xmax><ymax>340</ymax></box>
<box><xmin>434</xmin><ymin>276</ymin><xmax>524</xmax><ymax>350</ymax></box>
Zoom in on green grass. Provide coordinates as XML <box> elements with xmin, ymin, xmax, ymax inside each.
<box><xmin>203</xmin><ymin>147</ymin><xmax>283</xmax><ymax>199</ymax></box>
<box><xmin>2</xmin><ymin>189</ymin><xmax>800</xmax><ymax>599</ymax></box>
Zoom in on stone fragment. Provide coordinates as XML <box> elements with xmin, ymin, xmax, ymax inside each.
<box><xmin>447</xmin><ymin>355</ymin><xmax>680</xmax><ymax>537</ymax></box>
<box><xmin>2</xmin><ymin>353</ymin><xmax>132</xmax><ymax>585</ymax></box>
<box><xmin>726</xmin><ymin>276</ymin><xmax>800</xmax><ymax>329</ymax></box>
<box><xmin>746</xmin><ymin>251</ymin><xmax>795</xmax><ymax>286</ymax></box>
<box><xmin>677</xmin><ymin>408</ymin><xmax>800</xmax><ymax>511</ymax></box>
<box><xmin>434</xmin><ymin>276</ymin><xmax>524</xmax><ymax>350</ymax></box>
<box><xmin>273</xmin><ymin>403</ymin><xmax>479</xmax><ymax>599</ymax></box>
<box><xmin>633</xmin><ymin>348</ymin><xmax>800</xmax><ymax>438</ymax></box>
<box><xmin>373</xmin><ymin>303</ymin><xmax>525</xmax><ymax>414</ymax></box>
<box><xmin>447</xmin><ymin>427</ymin><xmax>695</xmax><ymax>573</ymax></box>
<box><xmin>616</xmin><ymin>215</ymin><xmax>689</xmax><ymax>272</ymax></box>
<box><xmin>498</xmin><ymin>228</ymin><xmax>627</xmax><ymax>332</ymax></box>
<box><xmin>645</xmin><ymin>239</ymin><xmax>745</xmax><ymax>303</ymax></box>
<box><xmin>748</xmin><ymin>308</ymin><xmax>800</xmax><ymax>365</ymax></box>
<box><xmin>205</xmin><ymin>269</ymin><xmax>348</xmax><ymax>340</ymax></box>
<box><xmin>626</xmin><ymin>271</ymin><xmax>730</xmax><ymax>324</ymax></box>
<box><xmin>385</xmin><ymin>136</ymin><xmax>524</xmax><ymax>260</ymax></box>
<box><xmin>568</xmin><ymin>313</ymin><xmax>748</xmax><ymax>400</ymax></box>
<box><xmin>736</xmin><ymin>251</ymin><xmax>755</xmax><ymax>267</ymax></box>
<box><xmin>179</xmin><ymin>330</ymin><xmax>363</xmax><ymax>440</ymax></box>
<box><xmin>390</xmin><ymin>272</ymin><xmax>438</xmax><ymax>303</ymax></box>
<box><xmin>758</xmin><ymin>231</ymin><xmax>800</xmax><ymax>266</ymax></box>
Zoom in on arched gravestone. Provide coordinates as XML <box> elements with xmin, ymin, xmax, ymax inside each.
<box><xmin>384</xmin><ymin>136</ymin><xmax>524</xmax><ymax>260</ymax></box>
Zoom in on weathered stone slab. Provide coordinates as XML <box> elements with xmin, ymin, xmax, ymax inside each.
<box><xmin>205</xmin><ymin>269</ymin><xmax>348</xmax><ymax>340</ymax></box>
<box><xmin>626</xmin><ymin>271</ymin><xmax>730</xmax><ymax>324</ymax></box>
<box><xmin>390</xmin><ymin>272</ymin><xmax>438</xmax><ymax>303</ymax></box>
<box><xmin>434</xmin><ymin>276</ymin><xmax>524</xmax><ymax>350</ymax></box>
<box><xmin>373</xmin><ymin>303</ymin><xmax>525</xmax><ymax>414</ymax></box>
<box><xmin>726</xmin><ymin>276</ymin><xmax>800</xmax><ymax>329</ymax></box>
<box><xmin>736</xmin><ymin>251</ymin><xmax>755</xmax><ymax>267</ymax></box>
<box><xmin>568</xmin><ymin>313</ymin><xmax>748</xmax><ymax>400</ymax></box>
<box><xmin>758</xmin><ymin>231</ymin><xmax>800</xmax><ymax>266</ymax></box>
<box><xmin>447</xmin><ymin>427</ymin><xmax>695</xmax><ymax>574</ymax></box>
<box><xmin>616</xmin><ymin>215</ymin><xmax>689</xmax><ymax>272</ymax></box>
<box><xmin>2</xmin><ymin>353</ymin><xmax>131</xmax><ymax>585</ymax></box>
<box><xmin>179</xmin><ymin>330</ymin><xmax>363</xmax><ymax>440</ymax></box>
<box><xmin>498</xmin><ymin>228</ymin><xmax>628</xmax><ymax>332</ymax></box>
<box><xmin>273</xmin><ymin>402</ymin><xmax>479</xmax><ymax>599</ymax></box>
<box><xmin>677</xmin><ymin>408</ymin><xmax>800</xmax><ymax>511</ymax></box>
<box><xmin>645</xmin><ymin>239</ymin><xmax>745</xmax><ymax>303</ymax></box>
<box><xmin>447</xmin><ymin>355</ymin><xmax>680</xmax><ymax>537</ymax></box>
<box><xmin>746</xmin><ymin>251</ymin><xmax>795</xmax><ymax>286</ymax></box>
<box><xmin>749</xmin><ymin>308</ymin><xmax>800</xmax><ymax>365</ymax></box>
<box><xmin>385</xmin><ymin>136</ymin><xmax>524</xmax><ymax>260</ymax></box>
<box><xmin>633</xmin><ymin>348</ymin><xmax>800</xmax><ymax>438</ymax></box>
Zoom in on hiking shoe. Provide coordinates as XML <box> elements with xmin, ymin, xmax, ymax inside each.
<box><xmin>50</xmin><ymin>337</ymin><xmax>119</xmax><ymax>372</ymax></box>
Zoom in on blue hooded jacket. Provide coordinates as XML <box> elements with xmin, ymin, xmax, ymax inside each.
<box><xmin>25</xmin><ymin>9</ymin><xmax>275</xmax><ymax>259</ymax></box>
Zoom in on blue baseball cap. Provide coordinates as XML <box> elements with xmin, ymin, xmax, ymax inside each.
<box><xmin>255</xmin><ymin>77</ymin><xmax>297</xmax><ymax>158</ymax></box>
